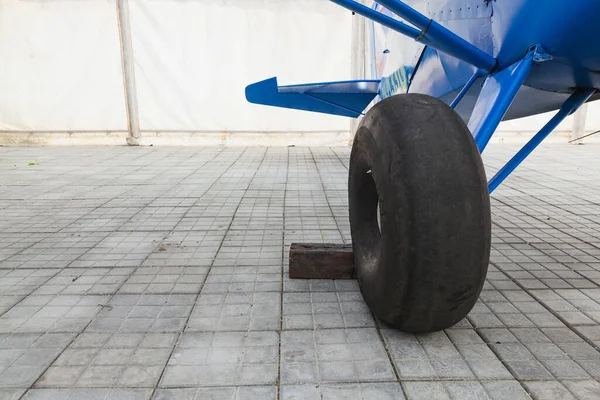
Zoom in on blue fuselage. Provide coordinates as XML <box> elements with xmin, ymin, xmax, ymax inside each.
<box><xmin>375</xmin><ymin>0</ymin><xmax>600</xmax><ymax>120</ymax></box>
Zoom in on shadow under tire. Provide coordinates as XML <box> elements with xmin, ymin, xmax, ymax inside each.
<box><xmin>349</xmin><ymin>93</ymin><xmax>491</xmax><ymax>333</ymax></box>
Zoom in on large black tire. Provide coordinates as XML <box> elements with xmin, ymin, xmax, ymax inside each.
<box><xmin>349</xmin><ymin>93</ymin><xmax>491</xmax><ymax>333</ymax></box>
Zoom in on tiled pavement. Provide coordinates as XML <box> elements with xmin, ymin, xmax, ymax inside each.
<box><xmin>1</xmin><ymin>145</ymin><xmax>600</xmax><ymax>399</ymax></box>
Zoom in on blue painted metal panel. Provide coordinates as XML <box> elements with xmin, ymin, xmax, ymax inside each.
<box><xmin>427</xmin><ymin>0</ymin><xmax>493</xmax><ymax>21</ymax></box>
<box><xmin>375</xmin><ymin>0</ymin><xmax>600</xmax><ymax>119</ymax></box>
<box><xmin>330</xmin><ymin>0</ymin><xmax>422</xmax><ymax>38</ymax></box>
<box><xmin>468</xmin><ymin>49</ymin><xmax>535</xmax><ymax>152</ymax></box>
<box><xmin>491</xmin><ymin>1</ymin><xmax>600</xmax><ymax>72</ymax></box>
<box><xmin>279</xmin><ymin>80</ymin><xmax>381</xmax><ymax>94</ymax></box>
<box><xmin>407</xmin><ymin>0</ymin><xmax>493</xmax><ymax>108</ymax></box>
<box><xmin>412</xmin><ymin>12</ymin><xmax>496</xmax><ymax>72</ymax></box>
<box><xmin>245</xmin><ymin>77</ymin><xmax>380</xmax><ymax>118</ymax></box>
<box><xmin>334</xmin><ymin>0</ymin><xmax>496</xmax><ymax>71</ymax></box>
<box><xmin>490</xmin><ymin>0</ymin><xmax>600</xmax><ymax>95</ymax></box>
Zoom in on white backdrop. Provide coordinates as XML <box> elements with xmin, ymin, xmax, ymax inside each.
<box><xmin>0</xmin><ymin>0</ymin><xmax>127</xmax><ymax>131</ymax></box>
<box><xmin>0</xmin><ymin>0</ymin><xmax>597</xmax><ymax>142</ymax></box>
<box><xmin>129</xmin><ymin>0</ymin><xmax>353</xmax><ymax>133</ymax></box>
<box><xmin>0</xmin><ymin>0</ymin><xmax>353</xmax><ymax>136</ymax></box>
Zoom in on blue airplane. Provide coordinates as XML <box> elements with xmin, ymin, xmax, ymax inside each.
<box><xmin>245</xmin><ymin>0</ymin><xmax>600</xmax><ymax>333</ymax></box>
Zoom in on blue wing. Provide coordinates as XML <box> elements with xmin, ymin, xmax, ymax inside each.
<box><xmin>245</xmin><ymin>77</ymin><xmax>381</xmax><ymax>118</ymax></box>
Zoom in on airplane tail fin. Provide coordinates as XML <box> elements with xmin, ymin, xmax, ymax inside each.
<box><xmin>245</xmin><ymin>77</ymin><xmax>380</xmax><ymax>118</ymax></box>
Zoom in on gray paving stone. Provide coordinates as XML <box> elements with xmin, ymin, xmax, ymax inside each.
<box><xmin>281</xmin><ymin>383</ymin><xmax>404</xmax><ymax>400</ymax></box>
<box><xmin>511</xmin><ymin>328</ymin><xmax>551</xmax><ymax>343</ymax></box>
<box><xmin>574</xmin><ymin>325</ymin><xmax>600</xmax><ymax>341</ymax></box>
<box><xmin>0</xmin><ymin>332</ymin><xmax>76</xmax><ymax>388</ymax></box>
<box><xmin>77</xmin><ymin>366</ymin><xmax>124</xmax><ymax>387</ymax></box>
<box><xmin>577</xmin><ymin>359</ymin><xmax>600</xmax><ymax>379</ymax></box>
<box><xmin>524</xmin><ymin>342</ymin><xmax>570</xmax><ymax>360</ymax></box>
<box><xmin>557</xmin><ymin>342</ymin><xmax>600</xmax><ymax>360</ymax></box>
<box><xmin>542</xmin><ymin>327</ymin><xmax>583</xmax><ymax>343</ymax></box>
<box><xmin>162</xmin><ymin>331</ymin><xmax>278</xmax><ymax>387</ymax></box>
<box><xmin>558</xmin><ymin>311</ymin><xmax>596</xmax><ymax>325</ymax></box>
<box><xmin>280</xmin><ymin>328</ymin><xmax>394</xmax><ymax>384</ymax></box>
<box><xmin>0</xmin><ymin>366</ymin><xmax>48</xmax><ymax>388</ymax></box>
<box><xmin>505</xmin><ymin>360</ymin><xmax>554</xmax><ymax>380</ymax></box>
<box><xmin>541</xmin><ymin>359</ymin><xmax>591</xmax><ymax>379</ymax></box>
<box><xmin>467</xmin><ymin>312</ymin><xmax>505</xmax><ymax>328</ymax></box>
<box><xmin>36</xmin><ymin>366</ymin><xmax>84</xmax><ymax>386</ymax></box>
<box><xmin>402</xmin><ymin>382</ymin><xmax>449</xmax><ymax>400</ymax></box>
<box><xmin>283</xmin><ymin>291</ymin><xmax>374</xmax><ymax>330</ymax></box>
<box><xmin>562</xmin><ymin>380</ymin><xmax>600</xmax><ymax>400</ymax></box>
<box><xmin>481</xmin><ymin>381</ymin><xmax>531</xmax><ymax>400</ymax></box>
<box><xmin>445</xmin><ymin>329</ymin><xmax>484</xmax><ymax>345</ymax></box>
<box><xmin>463</xmin><ymin>358</ymin><xmax>513</xmax><ymax>379</ymax></box>
<box><xmin>479</xmin><ymin>328</ymin><xmax>518</xmax><ymax>343</ymax></box>
<box><xmin>187</xmin><ymin>291</ymin><xmax>280</xmax><ymax>331</ymax></box>
<box><xmin>0</xmin><ymin>389</ymin><xmax>26</xmax><ymax>400</ymax></box>
<box><xmin>444</xmin><ymin>382</ymin><xmax>491</xmax><ymax>400</ymax></box>
<box><xmin>22</xmin><ymin>388</ymin><xmax>152</xmax><ymax>400</ymax></box>
<box><xmin>523</xmin><ymin>381</ymin><xmax>576</xmax><ymax>400</ymax></box>
<box><xmin>4</xmin><ymin>145</ymin><xmax>600</xmax><ymax>393</ymax></box>
<box><xmin>490</xmin><ymin>342</ymin><xmax>534</xmax><ymax>361</ymax></box>
<box><xmin>85</xmin><ymin>294</ymin><xmax>195</xmax><ymax>333</ymax></box>
<box><xmin>153</xmin><ymin>389</ymin><xmax>196</xmax><ymax>400</ymax></box>
<box><xmin>0</xmin><ymin>295</ymin><xmax>106</xmax><ymax>333</ymax></box>
<box><xmin>37</xmin><ymin>332</ymin><xmax>177</xmax><ymax>388</ymax></box>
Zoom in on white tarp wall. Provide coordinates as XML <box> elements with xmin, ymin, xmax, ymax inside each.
<box><xmin>129</xmin><ymin>0</ymin><xmax>352</xmax><ymax>135</ymax></box>
<box><xmin>0</xmin><ymin>0</ymin><xmax>354</xmax><ymax>145</ymax></box>
<box><xmin>0</xmin><ymin>0</ymin><xmax>128</xmax><ymax>137</ymax></box>
<box><xmin>0</xmin><ymin>0</ymin><xmax>597</xmax><ymax>145</ymax></box>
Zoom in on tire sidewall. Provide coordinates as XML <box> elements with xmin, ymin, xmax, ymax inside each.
<box><xmin>349</xmin><ymin>94</ymin><xmax>491</xmax><ymax>332</ymax></box>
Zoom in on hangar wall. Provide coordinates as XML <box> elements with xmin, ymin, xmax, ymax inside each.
<box><xmin>0</xmin><ymin>0</ymin><xmax>354</xmax><ymax>145</ymax></box>
<box><xmin>0</xmin><ymin>0</ymin><xmax>128</xmax><ymax>133</ymax></box>
<box><xmin>0</xmin><ymin>0</ymin><xmax>597</xmax><ymax>146</ymax></box>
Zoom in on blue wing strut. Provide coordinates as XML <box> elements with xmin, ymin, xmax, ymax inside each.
<box><xmin>487</xmin><ymin>88</ymin><xmax>595</xmax><ymax>193</ymax></box>
<box><xmin>245</xmin><ymin>77</ymin><xmax>381</xmax><ymax>118</ymax></box>
<box><xmin>468</xmin><ymin>49</ymin><xmax>537</xmax><ymax>152</ymax></box>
